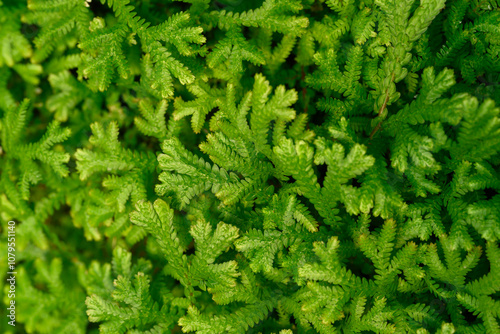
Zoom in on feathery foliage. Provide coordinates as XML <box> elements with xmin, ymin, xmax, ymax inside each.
<box><xmin>1</xmin><ymin>0</ymin><xmax>499</xmax><ymax>333</ymax></box>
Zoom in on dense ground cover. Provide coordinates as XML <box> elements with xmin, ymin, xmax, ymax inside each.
<box><xmin>1</xmin><ymin>0</ymin><xmax>500</xmax><ymax>333</ymax></box>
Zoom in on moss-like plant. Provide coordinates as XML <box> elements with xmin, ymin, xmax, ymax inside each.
<box><xmin>1</xmin><ymin>0</ymin><xmax>499</xmax><ymax>333</ymax></box>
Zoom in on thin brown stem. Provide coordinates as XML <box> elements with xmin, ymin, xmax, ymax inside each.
<box><xmin>369</xmin><ymin>72</ymin><xmax>395</xmax><ymax>139</ymax></box>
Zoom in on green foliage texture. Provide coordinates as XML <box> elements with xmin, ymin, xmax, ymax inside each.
<box><xmin>1</xmin><ymin>0</ymin><xmax>500</xmax><ymax>333</ymax></box>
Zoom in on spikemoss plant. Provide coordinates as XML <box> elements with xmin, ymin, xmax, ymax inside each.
<box><xmin>1</xmin><ymin>0</ymin><xmax>500</xmax><ymax>333</ymax></box>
